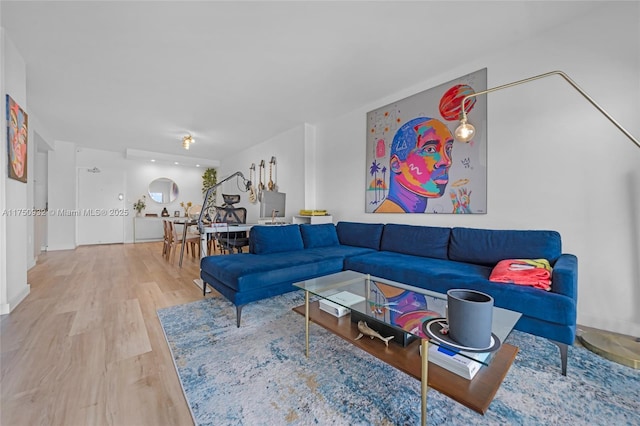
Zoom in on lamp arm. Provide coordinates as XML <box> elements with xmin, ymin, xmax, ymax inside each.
<box><xmin>458</xmin><ymin>70</ymin><xmax>639</xmax><ymax>149</ymax></box>
<box><xmin>197</xmin><ymin>171</ymin><xmax>248</xmax><ymax>232</ymax></box>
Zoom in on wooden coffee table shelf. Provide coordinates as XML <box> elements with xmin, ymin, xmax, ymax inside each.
<box><xmin>293</xmin><ymin>301</ymin><xmax>518</xmax><ymax>414</ymax></box>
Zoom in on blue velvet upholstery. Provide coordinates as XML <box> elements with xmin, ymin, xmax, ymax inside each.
<box><xmin>336</xmin><ymin>221</ymin><xmax>384</xmax><ymax>249</ymax></box>
<box><xmin>249</xmin><ymin>224</ymin><xmax>304</xmax><ymax>254</ymax></box>
<box><xmin>200</xmin><ymin>221</ymin><xmax>578</xmax><ymax>375</ymax></box>
<box><xmin>380</xmin><ymin>223</ymin><xmax>450</xmax><ymax>260</ymax></box>
<box><xmin>300</xmin><ymin>223</ymin><xmax>340</xmax><ymax>248</ymax></box>
<box><xmin>449</xmin><ymin>227</ymin><xmax>562</xmax><ymax>266</ymax></box>
<box><xmin>201</xmin><ymin>251</ymin><xmax>344</xmax><ymax>292</ymax></box>
<box><xmin>345</xmin><ymin>251</ymin><xmax>576</xmax><ymax>326</ymax></box>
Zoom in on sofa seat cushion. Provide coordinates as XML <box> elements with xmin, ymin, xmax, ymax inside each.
<box><xmin>201</xmin><ymin>250</ymin><xmax>346</xmax><ymax>292</ymax></box>
<box><xmin>449</xmin><ymin>227</ymin><xmax>562</xmax><ymax>266</ymax></box>
<box><xmin>345</xmin><ymin>251</ymin><xmax>575</xmax><ymax>325</ymax></box>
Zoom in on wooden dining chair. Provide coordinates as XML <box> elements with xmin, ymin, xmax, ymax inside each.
<box><xmin>162</xmin><ymin>220</ymin><xmax>172</xmax><ymax>259</ymax></box>
<box><xmin>165</xmin><ymin>221</ymin><xmax>182</xmax><ymax>262</ymax></box>
<box><xmin>184</xmin><ymin>223</ymin><xmax>201</xmax><ymax>259</ymax></box>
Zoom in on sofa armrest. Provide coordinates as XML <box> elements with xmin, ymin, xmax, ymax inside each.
<box><xmin>551</xmin><ymin>254</ymin><xmax>578</xmax><ymax>301</ymax></box>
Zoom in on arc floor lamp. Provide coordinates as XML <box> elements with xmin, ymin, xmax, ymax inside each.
<box><xmin>453</xmin><ymin>70</ymin><xmax>639</xmax><ymax>369</ymax></box>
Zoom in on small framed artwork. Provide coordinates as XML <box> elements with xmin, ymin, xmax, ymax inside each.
<box><xmin>174</xmin><ymin>210</ymin><xmax>180</xmax><ymax>217</ymax></box>
<box><xmin>6</xmin><ymin>95</ymin><xmax>28</xmax><ymax>183</ymax></box>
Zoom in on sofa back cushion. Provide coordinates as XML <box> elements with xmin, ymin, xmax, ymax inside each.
<box><xmin>380</xmin><ymin>224</ymin><xmax>450</xmax><ymax>260</ymax></box>
<box><xmin>300</xmin><ymin>223</ymin><xmax>340</xmax><ymax>248</ymax></box>
<box><xmin>336</xmin><ymin>222</ymin><xmax>384</xmax><ymax>250</ymax></box>
<box><xmin>249</xmin><ymin>224</ymin><xmax>304</xmax><ymax>254</ymax></box>
<box><xmin>449</xmin><ymin>227</ymin><xmax>562</xmax><ymax>266</ymax></box>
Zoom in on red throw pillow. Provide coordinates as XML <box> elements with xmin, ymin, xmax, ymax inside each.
<box><xmin>489</xmin><ymin>259</ymin><xmax>552</xmax><ymax>291</ymax></box>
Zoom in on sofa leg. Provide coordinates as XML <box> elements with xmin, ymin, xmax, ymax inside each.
<box><xmin>202</xmin><ymin>280</ymin><xmax>208</xmax><ymax>297</ymax></box>
<box><xmin>236</xmin><ymin>305</ymin><xmax>244</xmax><ymax>328</ymax></box>
<box><xmin>551</xmin><ymin>340</ymin><xmax>568</xmax><ymax>376</ymax></box>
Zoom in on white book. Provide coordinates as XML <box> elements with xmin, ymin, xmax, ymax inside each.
<box><xmin>421</xmin><ymin>344</ymin><xmax>489</xmax><ymax>380</ymax></box>
<box><xmin>319</xmin><ymin>299</ymin><xmax>350</xmax><ymax>317</ymax></box>
<box><xmin>325</xmin><ymin>291</ymin><xmax>365</xmax><ymax>307</ymax></box>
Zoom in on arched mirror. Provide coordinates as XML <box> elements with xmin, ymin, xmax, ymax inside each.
<box><xmin>148</xmin><ymin>177</ymin><xmax>179</xmax><ymax>204</ymax></box>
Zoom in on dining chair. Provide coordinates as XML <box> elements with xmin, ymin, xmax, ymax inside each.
<box><xmin>162</xmin><ymin>220</ymin><xmax>172</xmax><ymax>259</ymax></box>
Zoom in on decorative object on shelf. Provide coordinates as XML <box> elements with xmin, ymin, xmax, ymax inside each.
<box><xmin>133</xmin><ymin>195</ymin><xmax>147</xmax><ymax>216</ymax></box>
<box><xmin>6</xmin><ymin>94</ymin><xmax>28</xmax><ymax>183</ymax></box>
<box><xmin>423</xmin><ymin>318</ymin><xmax>501</xmax><ymax>353</ymax></box>
<box><xmin>268</xmin><ymin>156</ymin><xmax>276</xmax><ymax>191</ymax></box>
<box><xmin>366</xmin><ymin>68</ymin><xmax>487</xmax><ymax>215</ymax></box>
<box><xmin>161</xmin><ymin>207</ymin><xmax>170</xmax><ymax>217</ymax></box>
<box><xmin>248</xmin><ymin>163</ymin><xmax>257</xmax><ymax>203</ymax></box>
<box><xmin>174</xmin><ymin>210</ymin><xmax>180</xmax><ymax>217</ymax></box>
<box><xmin>182</xmin><ymin>134</ymin><xmax>195</xmax><ymax>150</ymax></box>
<box><xmin>180</xmin><ymin>201</ymin><xmax>192</xmax><ymax>217</ymax></box>
<box><xmin>258</xmin><ymin>160</ymin><xmax>266</xmax><ymax>201</ymax></box>
<box><xmin>299</xmin><ymin>209</ymin><xmax>328</xmax><ymax>216</ymax></box>
<box><xmin>354</xmin><ymin>321</ymin><xmax>394</xmax><ymax>347</ymax></box>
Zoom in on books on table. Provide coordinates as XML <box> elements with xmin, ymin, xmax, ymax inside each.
<box><xmin>319</xmin><ymin>299</ymin><xmax>350</xmax><ymax>317</ymax></box>
<box><xmin>319</xmin><ymin>291</ymin><xmax>366</xmax><ymax>318</ymax></box>
<box><xmin>421</xmin><ymin>343</ymin><xmax>490</xmax><ymax>380</ymax></box>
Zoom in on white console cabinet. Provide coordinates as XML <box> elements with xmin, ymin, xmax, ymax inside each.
<box><xmin>292</xmin><ymin>215</ymin><xmax>333</xmax><ymax>225</ymax></box>
<box><xmin>134</xmin><ymin>217</ymin><xmax>164</xmax><ymax>242</ymax></box>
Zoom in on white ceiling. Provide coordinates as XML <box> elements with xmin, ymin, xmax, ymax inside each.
<box><xmin>1</xmin><ymin>1</ymin><xmax>606</xmax><ymax>164</ymax></box>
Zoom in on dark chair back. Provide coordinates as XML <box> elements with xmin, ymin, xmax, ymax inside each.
<box><xmin>214</xmin><ymin>206</ymin><xmax>247</xmax><ymax>224</ymax></box>
<box><xmin>213</xmin><ymin>205</ymin><xmax>249</xmax><ymax>253</ymax></box>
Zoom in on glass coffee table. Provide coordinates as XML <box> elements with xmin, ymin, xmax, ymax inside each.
<box><xmin>292</xmin><ymin>270</ymin><xmax>522</xmax><ymax>426</ymax></box>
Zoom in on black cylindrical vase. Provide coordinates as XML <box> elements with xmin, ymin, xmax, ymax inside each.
<box><xmin>446</xmin><ymin>289</ymin><xmax>494</xmax><ymax>349</ymax></box>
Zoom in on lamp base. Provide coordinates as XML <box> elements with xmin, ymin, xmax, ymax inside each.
<box><xmin>578</xmin><ymin>330</ymin><xmax>640</xmax><ymax>369</ymax></box>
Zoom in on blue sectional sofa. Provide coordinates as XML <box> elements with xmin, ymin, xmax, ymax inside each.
<box><xmin>200</xmin><ymin>221</ymin><xmax>578</xmax><ymax>375</ymax></box>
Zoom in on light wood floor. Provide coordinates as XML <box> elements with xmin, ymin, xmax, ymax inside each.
<box><xmin>1</xmin><ymin>242</ymin><xmax>210</xmax><ymax>426</ymax></box>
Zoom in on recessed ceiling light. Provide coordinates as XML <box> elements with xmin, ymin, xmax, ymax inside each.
<box><xmin>196</xmin><ymin>164</ymin><xmax>200</xmax><ymax>167</ymax></box>
<box><xmin>174</xmin><ymin>162</ymin><xmax>179</xmax><ymax>165</ymax></box>
<box><xmin>151</xmin><ymin>159</ymin><xmax>156</xmax><ymax>162</ymax></box>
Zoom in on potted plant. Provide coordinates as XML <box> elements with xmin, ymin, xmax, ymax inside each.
<box><xmin>180</xmin><ymin>201</ymin><xmax>192</xmax><ymax>217</ymax></box>
<box><xmin>202</xmin><ymin>168</ymin><xmax>217</xmax><ymax>194</ymax></box>
<box><xmin>133</xmin><ymin>196</ymin><xmax>146</xmax><ymax>216</ymax></box>
<box><xmin>202</xmin><ymin>167</ymin><xmax>218</xmax><ymax>206</ymax></box>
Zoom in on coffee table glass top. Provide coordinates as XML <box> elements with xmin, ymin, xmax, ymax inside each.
<box><xmin>293</xmin><ymin>270</ymin><xmax>522</xmax><ymax>366</ymax></box>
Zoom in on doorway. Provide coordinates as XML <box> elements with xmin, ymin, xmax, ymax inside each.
<box><xmin>77</xmin><ymin>167</ymin><xmax>126</xmax><ymax>245</ymax></box>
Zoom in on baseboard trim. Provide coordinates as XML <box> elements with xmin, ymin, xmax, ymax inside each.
<box><xmin>3</xmin><ymin>285</ymin><xmax>30</xmax><ymax>314</ymax></box>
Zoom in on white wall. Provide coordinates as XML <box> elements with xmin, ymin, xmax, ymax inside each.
<box><xmin>45</xmin><ymin>145</ymin><xmax>204</xmax><ymax>246</ymax></box>
<box><xmin>47</xmin><ymin>141</ymin><xmax>77</xmax><ymax>250</ymax></box>
<box><xmin>218</xmin><ymin>124</ymin><xmax>306</xmax><ymax>223</ymax></box>
<box><xmin>313</xmin><ymin>3</ymin><xmax>640</xmax><ymax>336</ymax></box>
<box><xmin>0</xmin><ymin>28</ymin><xmax>30</xmax><ymax>313</ymax></box>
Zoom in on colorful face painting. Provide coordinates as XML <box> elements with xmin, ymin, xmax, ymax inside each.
<box><xmin>394</xmin><ymin>119</ymin><xmax>453</xmax><ymax>197</ymax></box>
<box><xmin>374</xmin><ymin>117</ymin><xmax>453</xmax><ymax>213</ymax></box>
<box><xmin>6</xmin><ymin>95</ymin><xmax>28</xmax><ymax>183</ymax></box>
<box><xmin>365</xmin><ymin>68</ymin><xmax>487</xmax><ymax>214</ymax></box>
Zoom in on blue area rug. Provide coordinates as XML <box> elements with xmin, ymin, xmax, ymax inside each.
<box><xmin>157</xmin><ymin>292</ymin><xmax>640</xmax><ymax>425</ymax></box>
